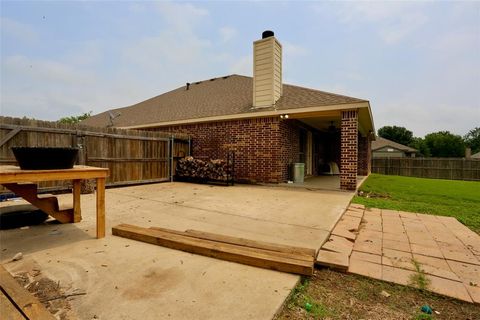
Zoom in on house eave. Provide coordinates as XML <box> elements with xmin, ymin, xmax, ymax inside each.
<box><xmin>119</xmin><ymin>101</ymin><xmax>371</xmax><ymax>130</ymax></box>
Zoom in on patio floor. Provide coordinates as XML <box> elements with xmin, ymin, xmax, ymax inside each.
<box><xmin>0</xmin><ymin>182</ymin><xmax>353</xmax><ymax>319</ymax></box>
<box><xmin>277</xmin><ymin>175</ymin><xmax>366</xmax><ymax>191</ymax></box>
<box><xmin>317</xmin><ymin>204</ymin><xmax>480</xmax><ymax>304</ymax></box>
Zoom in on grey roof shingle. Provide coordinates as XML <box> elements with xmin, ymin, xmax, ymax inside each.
<box><xmin>372</xmin><ymin>137</ymin><xmax>417</xmax><ymax>153</ymax></box>
<box><xmin>82</xmin><ymin>74</ymin><xmax>367</xmax><ymax>128</ymax></box>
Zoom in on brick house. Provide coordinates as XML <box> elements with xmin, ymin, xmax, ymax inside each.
<box><xmin>372</xmin><ymin>137</ymin><xmax>417</xmax><ymax>158</ymax></box>
<box><xmin>83</xmin><ymin>31</ymin><xmax>375</xmax><ymax>190</ymax></box>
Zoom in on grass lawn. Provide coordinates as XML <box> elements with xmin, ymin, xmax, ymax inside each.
<box><xmin>352</xmin><ymin>174</ymin><xmax>480</xmax><ymax>234</ymax></box>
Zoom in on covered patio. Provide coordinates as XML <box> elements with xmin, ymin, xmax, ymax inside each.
<box><xmin>285</xmin><ymin>107</ymin><xmax>374</xmax><ymax>190</ymax></box>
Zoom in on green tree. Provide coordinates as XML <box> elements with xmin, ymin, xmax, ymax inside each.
<box><xmin>424</xmin><ymin>131</ymin><xmax>465</xmax><ymax>157</ymax></box>
<box><xmin>58</xmin><ymin>111</ymin><xmax>92</xmax><ymax>124</ymax></box>
<box><xmin>464</xmin><ymin>127</ymin><xmax>480</xmax><ymax>154</ymax></box>
<box><xmin>409</xmin><ymin>137</ymin><xmax>430</xmax><ymax>157</ymax></box>
<box><xmin>378</xmin><ymin>126</ymin><xmax>414</xmax><ymax>146</ymax></box>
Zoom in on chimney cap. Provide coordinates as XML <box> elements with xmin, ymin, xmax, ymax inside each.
<box><xmin>262</xmin><ymin>30</ymin><xmax>274</xmax><ymax>39</ymax></box>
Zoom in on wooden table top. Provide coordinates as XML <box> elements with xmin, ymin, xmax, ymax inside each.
<box><xmin>0</xmin><ymin>165</ymin><xmax>109</xmax><ymax>183</ymax></box>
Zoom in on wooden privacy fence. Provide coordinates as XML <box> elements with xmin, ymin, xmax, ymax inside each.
<box><xmin>372</xmin><ymin>157</ymin><xmax>480</xmax><ymax>181</ymax></box>
<box><xmin>0</xmin><ymin>117</ymin><xmax>190</xmax><ymax>192</ymax></box>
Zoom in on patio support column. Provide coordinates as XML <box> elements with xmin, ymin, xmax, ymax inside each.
<box><xmin>358</xmin><ymin>134</ymin><xmax>371</xmax><ymax>176</ymax></box>
<box><xmin>340</xmin><ymin>110</ymin><xmax>358</xmax><ymax>190</ymax></box>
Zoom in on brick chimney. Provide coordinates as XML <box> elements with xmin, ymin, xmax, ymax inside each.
<box><xmin>466</xmin><ymin>147</ymin><xmax>472</xmax><ymax>159</ymax></box>
<box><xmin>253</xmin><ymin>30</ymin><xmax>282</xmax><ymax>108</ymax></box>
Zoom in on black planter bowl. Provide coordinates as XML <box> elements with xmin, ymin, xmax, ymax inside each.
<box><xmin>11</xmin><ymin>147</ymin><xmax>79</xmax><ymax>170</ymax></box>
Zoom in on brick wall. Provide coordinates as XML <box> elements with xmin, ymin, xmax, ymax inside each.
<box><xmin>152</xmin><ymin>117</ymin><xmax>286</xmax><ymax>183</ymax></box>
<box><xmin>358</xmin><ymin>134</ymin><xmax>371</xmax><ymax>176</ymax></box>
<box><xmin>340</xmin><ymin>110</ymin><xmax>358</xmax><ymax>190</ymax></box>
<box><xmin>279</xmin><ymin>120</ymin><xmax>301</xmax><ymax>180</ymax></box>
<box><xmin>148</xmin><ymin>115</ymin><xmax>361</xmax><ymax>186</ymax></box>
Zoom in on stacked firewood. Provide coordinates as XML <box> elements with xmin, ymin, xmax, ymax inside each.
<box><xmin>176</xmin><ymin>156</ymin><xmax>232</xmax><ymax>181</ymax></box>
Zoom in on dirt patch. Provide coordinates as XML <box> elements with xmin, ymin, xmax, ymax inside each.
<box><xmin>276</xmin><ymin>268</ymin><xmax>479</xmax><ymax>320</ymax></box>
<box><xmin>13</xmin><ymin>269</ymin><xmax>80</xmax><ymax>320</ymax></box>
<box><xmin>357</xmin><ymin>191</ymin><xmax>390</xmax><ymax>199</ymax></box>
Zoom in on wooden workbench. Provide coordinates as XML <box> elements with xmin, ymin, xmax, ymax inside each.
<box><xmin>0</xmin><ymin>165</ymin><xmax>109</xmax><ymax>238</ymax></box>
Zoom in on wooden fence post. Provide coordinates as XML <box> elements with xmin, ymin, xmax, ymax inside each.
<box><xmin>171</xmin><ymin>136</ymin><xmax>176</xmax><ymax>182</ymax></box>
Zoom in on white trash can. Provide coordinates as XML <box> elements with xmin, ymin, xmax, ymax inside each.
<box><xmin>292</xmin><ymin>163</ymin><xmax>305</xmax><ymax>183</ymax></box>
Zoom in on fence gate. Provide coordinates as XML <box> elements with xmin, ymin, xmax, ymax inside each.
<box><xmin>0</xmin><ymin>117</ymin><xmax>190</xmax><ymax>192</ymax></box>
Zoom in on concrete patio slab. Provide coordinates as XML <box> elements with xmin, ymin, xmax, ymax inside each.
<box><xmin>1</xmin><ymin>182</ymin><xmax>353</xmax><ymax>319</ymax></box>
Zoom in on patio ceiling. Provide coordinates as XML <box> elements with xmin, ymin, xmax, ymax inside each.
<box><xmin>288</xmin><ymin>107</ymin><xmax>374</xmax><ymax>136</ymax></box>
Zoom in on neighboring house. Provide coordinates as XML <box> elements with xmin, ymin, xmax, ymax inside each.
<box><xmin>472</xmin><ymin>152</ymin><xmax>480</xmax><ymax>159</ymax></box>
<box><xmin>372</xmin><ymin>137</ymin><xmax>417</xmax><ymax>158</ymax></box>
<box><xmin>82</xmin><ymin>31</ymin><xmax>375</xmax><ymax>190</ymax></box>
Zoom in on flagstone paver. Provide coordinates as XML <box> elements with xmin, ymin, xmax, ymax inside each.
<box><xmin>316</xmin><ymin>250</ymin><xmax>349</xmax><ymax>271</ymax></box>
<box><xmin>427</xmin><ymin>275</ymin><xmax>473</xmax><ymax>302</ymax></box>
<box><xmin>349</xmin><ymin>258</ymin><xmax>382</xmax><ymax>280</ymax></box>
<box><xmin>382</xmin><ymin>265</ymin><xmax>416</xmax><ymax>286</ymax></box>
<box><xmin>350</xmin><ymin>251</ymin><xmax>382</xmax><ymax>264</ymax></box>
<box><xmin>410</xmin><ymin>243</ymin><xmax>444</xmax><ymax>259</ymax></box>
<box><xmin>466</xmin><ymin>285</ymin><xmax>480</xmax><ymax>304</ymax></box>
<box><xmin>322</xmin><ymin>235</ymin><xmax>354</xmax><ymax>255</ymax></box>
<box><xmin>382</xmin><ymin>248</ymin><xmax>415</xmax><ymax>270</ymax></box>
<box><xmin>383</xmin><ymin>239</ymin><xmax>411</xmax><ymax>252</ymax></box>
<box><xmin>315</xmin><ymin>203</ymin><xmax>480</xmax><ymax>304</ymax></box>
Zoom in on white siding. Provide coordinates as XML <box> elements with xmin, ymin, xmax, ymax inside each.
<box><xmin>253</xmin><ymin>36</ymin><xmax>282</xmax><ymax>108</ymax></box>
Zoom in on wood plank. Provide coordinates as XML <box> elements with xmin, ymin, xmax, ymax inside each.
<box><xmin>2</xmin><ymin>183</ymin><xmax>73</xmax><ymax>224</ymax></box>
<box><xmin>73</xmin><ymin>179</ymin><xmax>82</xmax><ymax>223</ymax></box>
<box><xmin>151</xmin><ymin>227</ymin><xmax>315</xmax><ymax>258</ymax></box>
<box><xmin>0</xmin><ymin>290</ymin><xmax>26</xmax><ymax>320</ymax></box>
<box><xmin>96</xmin><ymin>177</ymin><xmax>106</xmax><ymax>239</ymax></box>
<box><xmin>0</xmin><ymin>166</ymin><xmax>108</xmax><ymax>184</ymax></box>
<box><xmin>113</xmin><ymin>224</ymin><xmax>313</xmax><ymax>276</ymax></box>
<box><xmin>0</xmin><ymin>265</ymin><xmax>55</xmax><ymax>320</ymax></box>
<box><xmin>150</xmin><ymin>227</ymin><xmax>314</xmax><ymax>263</ymax></box>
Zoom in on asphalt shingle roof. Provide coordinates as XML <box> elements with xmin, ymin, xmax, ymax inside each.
<box><xmin>82</xmin><ymin>74</ymin><xmax>367</xmax><ymax>128</ymax></box>
<box><xmin>372</xmin><ymin>137</ymin><xmax>417</xmax><ymax>153</ymax></box>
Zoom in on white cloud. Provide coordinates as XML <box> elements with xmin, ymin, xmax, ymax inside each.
<box><xmin>229</xmin><ymin>55</ymin><xmax>252</xmax><ymax>76</ymax></box>
<box><xmin>3</xmin><ymin>55</ymin><xmax>95</xmax><ymax>85</ymax></box>
<box><xmin>219</xmin><ymin>26</ymin><xmax>237</xmax><ymax>42</ymax></box>
<box><xmin>155</xmin><ymin>1</ymin><xmax>209</xmax><ymax>33</ymax></box>
<box><xmin>128</xmin><ymin>2</ymin><xmax>146</xmax><ymax>13</ymax></box>
<box><xmin>283</xmin><ymin>41</ymin><xmax>308</xmax><ymax>57</ymax></box>
<box><xmin>120</xmin><ymin>1</ymin><xmax>220</xmax><ymax>89</ymax></box>
<box><xmin>1</xmin><ymin>1</ymin><xmax>221</xmax><ymax>121</ymax></box>
<box><xmin>0</xmin><ymin>52</ymin><xmax>156</xmax><ymax>120</ymax></box>
<box><xmin>379</xmin><ymin>11</ymin><xmax>428</xmax><ymax>45</ymax></box>
<box><xmin>0</xmin><ymin>17</ymin><xmax>38</xmax><ymax>44</ymax></box>
<box><xmin>122</xmin><ymin>32</ymin><xmax>211</xmax><ymax>70</ymax></box>
<box><xmin>332</xmin><ymin>2</ymin><xmax>429</xmax><ymax>45</ymax></box>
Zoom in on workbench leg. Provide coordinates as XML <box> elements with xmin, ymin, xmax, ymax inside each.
<box><xmin>96</xmin><ymin>177</ymin><xmax>106</xmax><ymax>239</ymax></box>
<box><xmin>73</xmin><ymin>179</ymin><xmax>82</xmax><ymax>223</ymax></box>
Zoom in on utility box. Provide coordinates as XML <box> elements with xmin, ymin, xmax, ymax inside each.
<box><xmin>292</xmin><ymin>163</ymin><xmax>305</xmax><ymax>183</ymax></box>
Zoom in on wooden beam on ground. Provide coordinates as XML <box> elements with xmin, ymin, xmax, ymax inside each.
<box><xmin>0</xmin><ymin>265</ymin><xmax>55</xmax><ymax>320</ymax></box>
<box><xmin>0</xmin><ymin>290</ymin><xmax>25</xmax><ymax>320</ymax></box>
<box><xmin>150</xmin><ymin>227</ymin><xmax>315</xmax><ymax>258</ymax></box>
<box><xmin>113</xmin><ymin>224</ymin><xmax>313</xmax><ymax>276</ymax></box>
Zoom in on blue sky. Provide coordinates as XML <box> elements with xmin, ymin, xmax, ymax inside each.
<box><xmin>1</xmin><ymin>1</ymin><xmax>479</xmax><ymax>137</ymax></box>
